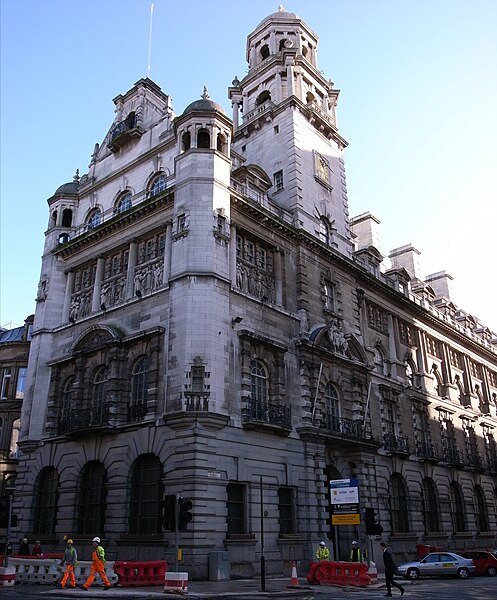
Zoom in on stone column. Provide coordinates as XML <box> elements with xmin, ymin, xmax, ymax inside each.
<box><xmin>230</xmin><ymin>224</ymin><xmax>237</xmax><ymax>288</ymax></box>
<box><xmin>274</xmin><ymin>250</ymin><xmax>283</xmax><ymax>306</ymax></box>
<box><xmin>163</xmin><ymin>221</ymin><xmax>173</xmax><ymax>285</ymax></box>
<box><xmin>274</xmin><ymin>71</ymin><xmax>282</xmax><ymax>103</ymax></box>
<box><xmin>286</xmin><ymin>62</ymin><xmax>294</xmax><ymax>96</ymax></box>
<box><xmin>62</xmin><ymin>270</ymin><xmax>75</xmax><ymax>323</ymax></box>
<box><xmin>126</xmin><ymin>239</ymin><xmax>138</xmax><ymax>298</ymax></box>
<box><xmin>231</xmin><ymin>100</ymin><xmax>239</xmax><ymax>129</ymax></box>
<box><xmin>92</xmin><ymin>256</ymin><xmax>105</xmax><ymax>312</ymax></box>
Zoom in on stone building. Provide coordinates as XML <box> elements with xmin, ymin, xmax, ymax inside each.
<box><xmin>13</xmin><ymin>8</ymin><xmax>497</xmax><ymax>577</ymax></box>
<box><xmin>0</xmin><ymin>316</ymin><xmax>32</xmax><ymax>531</ymax></box>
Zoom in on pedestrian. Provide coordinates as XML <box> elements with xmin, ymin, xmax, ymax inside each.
<box><xmin>82</xmin><ymin>536</ymin><xmax>111</xmax><ymax>590</ymax></box>
<box><xmin>380</xmin><ymin>542</ymin><xmax>405</xmax><ymax>597</ymax></box>
<box><xmin>59</xmin><ymin>538</ymin><xmax>78</xmax><ymax>589</ymax></box>
<box><xmin>349</xmin><ymin>540</ymin><xmax>362</xmax><ymax>562</ymax></box>
<box><xmin>32</xmin><ymin>540</ymin><xmax>43</xmax><ymax>556</ymax></box>
<box><xmin>316</xmin><ymin>540</ymin><xmax>330</xmax><ymax>561</ymax></box>
<box><xmin>18</xmin><ymin>537</ymin><xmax>30</xmax><ymax>555</ymax></box>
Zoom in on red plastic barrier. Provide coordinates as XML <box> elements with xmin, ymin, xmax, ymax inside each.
<box><xmin>307</xmin><ymin>561</ymin><xmax>371</xmax><ymax>587</ymax></box>
<box><xmin>113</xmin><ymin>560</ymin><xmax>167</xmax><ymax>587</ymax></box>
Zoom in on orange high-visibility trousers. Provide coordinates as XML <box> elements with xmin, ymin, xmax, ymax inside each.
<box><xmin>83</xmin><ymin>562</ymin><xmax>110</xmax><ymax>589</ymax></box>
<box><xmin>61</xmin><ymin>564</ymin><xmax>76</xmax><ymax>588</ymax></box>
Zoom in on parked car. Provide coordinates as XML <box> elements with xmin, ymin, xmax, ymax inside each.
<box><xmin>397</xmin><ymin>552</ymin><xmax>475</xmax><ymax>579</ymax></box>
<box><xmin>459</xmin><ymin>551</ymin><xmax>497</xmax><ymax>576</ymax></box>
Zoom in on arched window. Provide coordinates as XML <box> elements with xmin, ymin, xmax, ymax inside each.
<box><xmin>129</xmin><ymin>454</ymin><xmax>164</xmax><ymax>534</ymax></box>
<box><xmin>431</xmin><ymin>365</ymin><xmax>444</xmax><ymax>397</ymax></box>
<box><xmin>62</xmin><ymin>209</ymin><xmax>73</xmax><ymax>227</ymax></box>
<box><xmin>422</xmin><ymin>478</ymin><xmax>440</xmax><ymax>533</ymax></box>
<box><xmin>260</xmin><ymin>44</ymin><xmax>270</xmax><ymax>59</ymax></box>
<box><xmin>306</xmin><ymin>91</ymin><xmax>316</xmax><ymax>104</ymax></box>
<box><xmin>129</xmin><ymin>358</ymin><xmax>150</xmax><ymax>422</ymax></box>
<box><xmin>197</xmin><ymin>128</ymin><xmax>210</xmax><ymax>149</ymax></box>
<box><xmin>116</xmin><ymin>191</ymin><xmax>132</xmax><ymax>214</ymax></box>
<box><xmin>150</xmin><ymin>174</ymin><xmax>167</xmax><ymax>196</ymax></box>
<box><xmin>9</xmin><ymin>418</ymin><xmax>20</xmax><ymax>459</ymax></box>
<box><xmin>450</xmin><ymin>481</ymin><xmax>466</xmax><ymax>532</ymax></box>
<box><xmin>318</xmin><ymin>217</ymin><xmax>331</xmax><ymax>245</ymax></box>
<box><xmin>77</xmin><ymin>461</ymin><xmax>107</xmax><ymax>534</ymax></box>
<box><xmin>389</xmin><ymin>473</ymin><xmax>409</xmax><ymax>534</ymax></box>
<box><xmin>91</xmin><ymin>367</ymin><xmax>109</xmax><ymax>426</ymax></box>
<box><xmin>474</xmin><ymin>485</ymin><xmax>489</xmax><ymax>532</ymax></box>
<box><xmin>33</xmin><ymin>467</ymin><xmax>58</xmax><ymax>535</ymax></box>
<box><xmin>182</xmin><ymin>131</ymin><xmax>191</xmax><ymax>151</ymax></box>
<box><xmin>374</xmin><ymin>346</ymin><xmax>385</xmax><ymax>375</ymax></box>
<box><xmin>324</xmin><ymin>383</ymin><xmax>340</xmax><ymax>431</ymax></box>
<box><xmin>405</xmin><ymin>360</ymin><xmax>415</xmax><ymax>386</ymax></box>
<box><xmin>87</xmin><ymin>208</ymin><xmax>102</xmax><ymax>229</ymax></box>
<box><xmin>52</xmin><ymin>210</ymin><xmax>58</xmax><ymax>227</ymax></box>
<box><xmin>217</xmin><ymin>133</ymin><xmax>226</xmax><ymax>153</ymax></box>
<box><xmin>256</xmin><ymin>90</ymin><xmax>271</xmax><ymax>106</ymax></box>
<box><xmin>250</xmin><ymin>359</ymin><xmax>268</xmax><ymax>406</ymax></box>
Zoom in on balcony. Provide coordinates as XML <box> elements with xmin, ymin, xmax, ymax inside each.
<box><xmin>324</xmin><ymin>415</ymin><xmax>365</xmax><ymax>439</ymax></box>
<box><xmin>127</xmin><ymin>402</ymin><xmax>147</xmax><ymax>423</ymax></box>
<box><xmin>384</xmin><ymin>433</ymin><xmax>410</xmax><ymax>455</ymax></box>
<box><xmin>443</xmin><ymin>446</ymin><xmax>464</xmax><ymax>467</ymax></box>
<box><xmin>243</xmin><ymin>398</ymin><xmax>292</xmax><ymax>436</ymax></box>
<box><xmin>466</xmin><ymin>452</ymin><xmax>486</xmax><ymax>472</ymax></box>
<box><xmin>416</xmin><ymin>441</ymin><xmax>439</xmax><ymax>462</ymax></box>
<box><xmin>59</xmin><ymin>403</ymin><xmax>112</xmax><ymax>436</ymax></box>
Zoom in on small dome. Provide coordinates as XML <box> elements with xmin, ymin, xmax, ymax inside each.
<box><xmin>182</xmin><ymin>87</ymin><xmax>225</xmax><ymax>116</ymax></box>
<box><xmin>54</xmin><ymin>181</ymin><xmax>79</xmax><ymax>196</ymax></box>
<box><xmin>256</xmin><ymin>8</ymin><xmax>299</xmax><ymax>29</ymax></box>
<box><xmin>53</xmin><ymin>170</ymin><xmax>80</xmax><ymax>196</ymax></box>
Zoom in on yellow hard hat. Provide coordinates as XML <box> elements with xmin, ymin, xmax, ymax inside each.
<box><xmin>66</xmin><ymin>539</ymin><xmax>73</xmax><ymax>544</ymax></box>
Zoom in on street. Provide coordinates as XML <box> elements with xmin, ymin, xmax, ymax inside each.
<box><xmin>0</xmin><ymin>576</ymin><xmax>496</xmax><ymax>600</ymax></box>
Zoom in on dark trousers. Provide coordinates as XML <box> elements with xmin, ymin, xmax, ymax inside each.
<box><xmin>385</xmin><ymin>570</ymin><xmax>403</xmax><ymax>594</ymax></box>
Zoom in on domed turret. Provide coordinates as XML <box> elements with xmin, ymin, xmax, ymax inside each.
<box><xmin>182</xmin><ymin>87</ymin><xmax>226</xmax><ymax>116</ymax></box>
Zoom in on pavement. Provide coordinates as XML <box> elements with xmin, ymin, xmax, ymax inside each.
<box><xmin>10</xmin><ymin>577</ymin><xmax>374</xmax><ymax>599</ymax></box>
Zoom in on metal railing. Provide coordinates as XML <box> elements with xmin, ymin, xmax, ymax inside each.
<box><xmin>243</xmin><ymin>398</ymin><xmax>292</xmax><ymax>429</ymax></box>
<box><xmin>416</xmin><ymin>441</ymin><xmax>439</xmax><ymax>461</ymax></box>
<box><xmin>384</xmin><ymin>433</ymin><xmax>410</xmax><ymax>454</ymax></box>
<box><xmin>323</xmin><ymin>415</ymin><xmax>365</xmax><ymax>439</ymax></box>
<box><xmin>59</xmin><ymin>403</ymin><xmax>110</xmax><ymax>434</ymax></box>
<box><xmin>443</xmin><ymin>446</ymin><xmax>464</xmax><ymax>466</ymax></box>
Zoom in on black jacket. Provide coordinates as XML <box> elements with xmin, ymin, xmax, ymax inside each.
<box><xmin>382</xmin><ymin>548</ymin><xmax>398</xmax><ymax>574</ymax></box>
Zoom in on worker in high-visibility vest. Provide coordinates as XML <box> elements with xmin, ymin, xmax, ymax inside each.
<box><xmin>82</xmin><ymin>537</ymin><xmax>111</xmax><ymax>590</ymax></box>
<box><xmin>59</xmin><ymin>538</ymin><xmax>77</xmax><ymax>589</ymax></box>
<box><xmin>316</xmin><ymin>541</ymin><xmax>330</xmax><ymax>561</ymax></box>
<box><xmin>349</xmin><ymin>540</ymin><xmax>362</xmax><ymax>562</ymax></box>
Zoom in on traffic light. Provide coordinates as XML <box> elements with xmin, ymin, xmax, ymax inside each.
<box><xmin>177</xmin><ymin>497</ymin><xmax>193</xmax><ymax>531</ymax></box>
<box><xmin>0</xmin><ymin>499</ymin><xmax>8</xmax><ymax>528</ymax></box>
<box><xmin>163</xmin><ymin>494</ymin><xmax>177</xmax><ymax>531</ymax></box>
<box><xmin>365</xmin><ymin>507</ymin><xmax>383</xmax><ymax>535</ymax></box>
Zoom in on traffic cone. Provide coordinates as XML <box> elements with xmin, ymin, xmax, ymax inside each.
<box><xmin>287</xmin><ymin>560</ymin><xmax>300</xmax><ymax>588</ymax></box>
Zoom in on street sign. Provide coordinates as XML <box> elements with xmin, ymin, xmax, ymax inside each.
<box><xmin>330</xmin><ymin>479</ymin><xmax>360</xmax><ymax>526</ymax></box>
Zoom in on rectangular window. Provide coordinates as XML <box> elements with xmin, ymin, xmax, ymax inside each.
<box><xmin>15</xmin><ymin>368</ymin><xmax>27</xmax><ymax>400</ymax></box>
<box><xmin>246</xmin><ymin>241</ymin><xmax>255</xmax><ymax>264</ymax></box>
<box><xmin>191</xmin><ymin>366</ymin><xmax>205</xmax><ymax>393</ymax></box>
<box><xmin>227</xmin><ymin>483</ymin><xmax>246</xmax><ymax>535</ymax></box>
<box><xmin>278</xmin><ymin>487</ymin><xmax>295</xmax><ymax>535</ymax></box>
<box><xmin>258</xmin><ymin>248</ymin><xmax>267</xmax><ymax>271</ymax></box>
<box><xmin>274</xmin><ymin>170</ymin><xmax>284</xmax><ymax>191</ymax></box>
<box><xmin>217</xmin><ymin>214</ymin><xmax>226</xmax><ymax>234</ymax></box>
<box><xmin>274</xmin><ymin>125</ymin><xmax>279</xmax><ymax>134</ymax></box>
<box><xmin>177</xmin><ymin>214</ymin><xmax>186</xmax><ymax>233</ymax></box>
<box><xmin>159</xmin><ymin>234</ymin><xmax>166</xmax><ymax>257</ymax></box>
<box><xmin>1</xmin><ymin>368</ymin><xmax>12</xmax><ymax>399</ymax></box>
<box><xmin>236</xmin><ymin>235</ymin><xmax>243</xmax><ymax>258</ymax></box>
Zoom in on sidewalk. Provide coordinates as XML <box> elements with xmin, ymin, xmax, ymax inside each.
<box><xmin>14</xmin><ymin>578</ymin><xmax>319</xmax><ymax>599</ymax></box>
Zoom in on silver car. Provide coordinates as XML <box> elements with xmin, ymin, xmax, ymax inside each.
<box><xmin>397</xmin><ymin>552</ymin><xmax>476</xmax><ymax>579</ymax></box>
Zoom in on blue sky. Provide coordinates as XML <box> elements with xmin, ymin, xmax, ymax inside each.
<box><xmin>1</xmin><ymin>0</ymin><xmax>496</xmax><ymax>329</ymax></box>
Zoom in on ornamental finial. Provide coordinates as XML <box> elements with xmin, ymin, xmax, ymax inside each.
<box><xmin>278</xmin><ymin>5</ymin><xmax>285</xmax><ymax>12</ymax></box>
<box><xmin>202</xmin><ymin>86</ymin><xmax>210</xmax><ymax>100</ymax></box>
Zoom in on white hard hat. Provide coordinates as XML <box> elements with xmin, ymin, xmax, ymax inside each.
<box><xmin>320</xmin><ymin>541</ymin><xmax>326</xmax><ymax>546</ymax></box>
<box><xmin>352</xmin><ymin>540</ymin><xmax>358</xmax><ymax>545</ymax></box>
<box><xmin>92</xmin><ymin>537</ymin><xmax>100</xmax><ymax>543</ymax></box>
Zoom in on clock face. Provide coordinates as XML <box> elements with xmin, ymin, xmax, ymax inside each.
<box><xmin>314</xmin><ymin>152</ymin><xmax>330</xmax><ymax>184</ymax></box>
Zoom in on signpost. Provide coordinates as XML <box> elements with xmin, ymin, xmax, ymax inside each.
<box><xmin>330</xmin><ymin>479</ymin><xmax>360</xmax><ymax>557</ymax></box>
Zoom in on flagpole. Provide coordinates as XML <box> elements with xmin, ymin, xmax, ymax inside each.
<box><xmin>147</xmin><ymin>4</ymin><xmax>154</xmax><ymax>78</ymax></box>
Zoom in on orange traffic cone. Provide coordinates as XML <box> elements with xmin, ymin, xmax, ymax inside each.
<box><xmin>287</xmin><ymin>560</ymin><xmax>300</xmax><ymax>588</ymax></box>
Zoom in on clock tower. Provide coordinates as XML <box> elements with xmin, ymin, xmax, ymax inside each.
<box><xmin>229</xmin><ymin>6</ymin><xmax>353</xmax><ymax>256</ymax></box>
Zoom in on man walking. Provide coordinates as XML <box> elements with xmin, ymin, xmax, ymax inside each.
<box><xmin>59</xmin><ymin>538</ymin><xmax>77</xmax><ymax>589</ymax></box>
<box><xmin>380</xmin><ymin>542</ymin><xmax>405</xmax><ymax>597</ymax></box>
<box><xmin>82</xmin><ymin>536</ymin><xmax>111</xmax><ymax>590</ymax></box>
